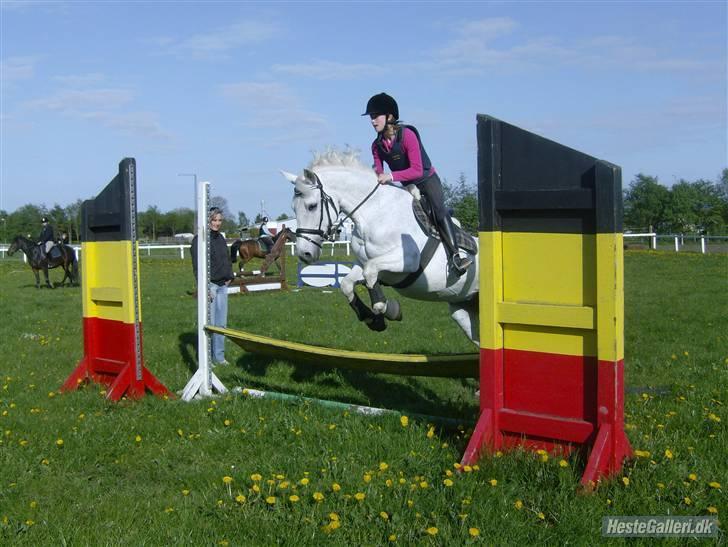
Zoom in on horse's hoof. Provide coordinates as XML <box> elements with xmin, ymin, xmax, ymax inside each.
<box><xmin>365</xmin><ymin>315</ymin><xmax>387</xmax><ymax>332</ymax></box>
<box><xmin>384</xmin><ymin>299</ymin><xmax>402</xmax><ymax>321</ymax></box>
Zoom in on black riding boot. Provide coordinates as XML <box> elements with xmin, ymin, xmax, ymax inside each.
<box><xmin>438</xmin><ymin>217</ymin><xmax>472</xmax><ymax>276</ymax></box>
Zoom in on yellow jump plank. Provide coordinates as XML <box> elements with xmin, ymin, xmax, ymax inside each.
<box><xmin>207</xmin><ymin>326</ymin><xmax>479</xmax><ymax>378</ymax></box>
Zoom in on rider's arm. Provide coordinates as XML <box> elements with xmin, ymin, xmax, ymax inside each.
<box><xmin>390</xmin><ymin>128</ymin><xmax>424</xmax><ymax>183</ymax></box>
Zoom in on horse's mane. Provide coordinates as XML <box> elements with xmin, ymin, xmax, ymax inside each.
<box><xmin>308</xmin><ymin>147</ymin><xmax>372</xmax><ymax>173</ymax></box>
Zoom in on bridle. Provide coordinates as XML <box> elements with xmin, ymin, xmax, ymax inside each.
<box><xmin>295</xmin><ymin>175</ymin><xmax>380</xmax><ymax>250</ymax></box>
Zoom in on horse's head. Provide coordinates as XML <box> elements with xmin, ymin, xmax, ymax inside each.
<box><xmin>282</xmin><ymin>168</ymin><xmax>336</xmax><ymax>264</ymax></box>
<box><xmin>7</xmin><ymin>236</ymin><xmax>22</xmax><ymax>256</ymax></box>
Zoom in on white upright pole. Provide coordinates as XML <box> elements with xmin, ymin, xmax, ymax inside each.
<box><xmin>182</xmin><ymin>180</ymin><xmax>227</xmax><ymax>401</ymax></box>
<box><xmin>700</xmin><ymin>236</ymin><xmax>706</xmax><ymax>254</ymax></box>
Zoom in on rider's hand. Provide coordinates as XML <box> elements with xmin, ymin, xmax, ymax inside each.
<box><xmin>377</xmin><ymin>173</ymin><xmax>392</xmax><ymax>185</ymax></box>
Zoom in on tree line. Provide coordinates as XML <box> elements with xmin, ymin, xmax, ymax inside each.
<box><xmin>2</xmin><ymin>169</ymin><xmax>726</xmax><ymax>244</ymax></box>
<box><xmin>0</xmin><ymin>194</ymin><xmax>291</xmax><ymax>244</ymax></box>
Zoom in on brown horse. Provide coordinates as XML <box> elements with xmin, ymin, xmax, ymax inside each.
<box><xmin>229</xmin><ymin>227</ymin><xmax>294</xmax><ymax>274</ymax></box>
<box><xmin>8</xmin><ymin>235</ymin><xmax>79</xmax><ymax>288</ymax></box>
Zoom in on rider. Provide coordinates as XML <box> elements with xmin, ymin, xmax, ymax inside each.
<box><xmin>363</xmin><ymin>92</ymin><xmax>472</xmax><ymax>275</ymax></box>
<box><xmin>38</xmin><ymin>217</ymin><xmax>55</xmax><ymax>258</ymax></box>
<box><xmin>258</xmin><ymin>216</ymin><xmax>275</xmax><ymax>253</ymax></box>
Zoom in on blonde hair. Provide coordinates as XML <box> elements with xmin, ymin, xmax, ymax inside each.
<box><xmin>383</xmin><ymin>115</ymin><xmax>399</xmax><ymax>140</ymax></box>
<box><xmin>208</xmin><ymin>207</ymin><xmax>223</xmax><ymax>222</ymax></box>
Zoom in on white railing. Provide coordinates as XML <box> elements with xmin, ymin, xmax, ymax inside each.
<box><xmin>1</xmin><ymin>235</ymin><xmax>723</xmax><ymax>262</ymax></box>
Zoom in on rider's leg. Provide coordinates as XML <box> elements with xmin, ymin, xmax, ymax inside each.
<box><xmin>418</xmin><ymin>175</ymin><xmax>472</xmax><ymax>275</ymax></box>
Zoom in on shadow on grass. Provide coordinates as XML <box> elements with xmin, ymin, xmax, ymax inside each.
<box><xmin>178</xmin><ymin>331</ymin><xmax>198</xmax><ymax>374</ymax></box>
<box><xmin>226</xmin><ymin>352</ymin><xmax>478</xmax><ymax>422</ymax></box>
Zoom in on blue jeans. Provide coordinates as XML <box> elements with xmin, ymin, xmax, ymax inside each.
<box><xmin>208</xmin><ymin>282</ymin><xmax>229</xmax><ymax>363</ymax></box>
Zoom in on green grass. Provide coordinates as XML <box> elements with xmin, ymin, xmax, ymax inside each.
<box><xmin>0</xmin><ymin>251</ymin><xmax>725</xmax><ymax>545</ymax></box>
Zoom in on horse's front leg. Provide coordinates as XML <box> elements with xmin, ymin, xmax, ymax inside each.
<box><xmin>32</xmin><ymin>268</ymin><xmax>41</xmax><ymax>289</ymax></box>
<box><xmin>44</xmin><ymin>267</ymin><xmax>53</xmax><ymax>289</ymax></box>
<box><xmin>361</xmin><ymin>252</ymin><xmax>409</xmax><ymax>318</ymax></box>
<box><xmin>340</xmin><ymin>265</ymin><xmax>385</xmax><ymax>332</ymax></box>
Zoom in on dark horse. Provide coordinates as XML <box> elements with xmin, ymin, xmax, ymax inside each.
<box><xmin>8</xmin><ymin>235</ymin><xmax>79</xmax><ymax>288</ymax></box>
<box><xmin>230</xmin><ymin>227</ymin><xmax>295</xmax><ymax>274</ymax></box>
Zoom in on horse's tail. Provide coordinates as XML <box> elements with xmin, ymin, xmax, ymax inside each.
<box><xmin>72</xmin><ymin>251</ymin><xmax>79</xmax><ymax>284</ymax></box>
<box><xmin>230</xmin><ymin>240</ymin><xmax>242</xmax><ymax>263</ymax></box>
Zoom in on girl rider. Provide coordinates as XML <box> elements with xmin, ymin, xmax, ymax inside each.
<box><xmin>363</xmin><ymin>92</ymin><xmax>472</xmax><ymax>275</ymax></box>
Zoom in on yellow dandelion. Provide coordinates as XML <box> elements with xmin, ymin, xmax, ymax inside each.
<box><xmin>177</xmin><ymin>429</ymin><xmax>183</xmax><ymax>437</ymax></box>
<box><xmin>135</xmin><ymin>435</ymin><xmax>142</xmax><ymax>443</ymax></box>
<box><xmin>489</xmin><ymin>479</ymin><xmax>498</xmax><ymax>486</ymax></box>
<box><xmin>684</xmin><ymin>496</ymin><xmax>692</xmax><ymax>505</ymax></box>
<box><xmin>224</xmin><ymin>419</ymin><xmax>231</xmax><ymax>426</ymax></box>
<box><xmin>514</xmin><ymin>500</ymin><xmax>523</xmax><ymax>510</ymax></box>
<box><xmin>443</xmin><ymin>478</ymin><xmax>454</xmax><ymax>487</ymax></box>
<box><xmin>537</xmin><ymin>512</ymin><xmax>546</xmax><ymax>520</ymax></box>
<box><xmin>657</xmin><ymin>482</ymin><xmax>665</xmax><ymax>489</ymax></box>
<box><xmin>328</xmin><ymin>520</ymin><xmax>341</xmax><ymax>531</ymax></box>
<box><xmin>313</xmin><ymin>492</ymin><xmax>324</xmax><ymax>502</ymax></box>
<box><xmin>265</xmin><ymin>496</ymin><xmax>276</xmax><ymax>505</ymax></box>
<box><xmin>469</xmin><ymin>527</ymin><xmax>480</xmax><ymax>537</ymax></box>
<box><xmin>354</xmin><ymin>492</ymin><xmax>366</xmax><ymax>501</ymax></box>
<box><xmin>41</xmin><ymin>459</ymin><xmax>49</xmax><ymax>466</ymax></box>
<box><xmin>164</xmin><ymin>507</ymin><xmax>174</xmax><ymax>513</ymax></box>
<box><xmin>400</xmin><ymin>415</ymin><xmax>409</xmax><ymax>427</ymax></box>
<box><xmin>419</xmin><ymin>481</ymin><xmax>428</xmax><ymax>489</ymax></box>
<box><xmin>708</xmin><ymin>481</ymin><xmax>721</xmax><ymax>489</ymax></box>
<box><xmin>622</xmin><ymin>477</ymin><xmax>630</xmax><ymax>486</ymax></box>
<box><xmin>463</xmin><ymin>465</ymin><xmax>473</xmax><ymax>473</ymax></box>
<box><xmin>427</xmin><ymin>426</ymin><xmax>435</xmax><ymax>439</ymax></box>
<box><xmin>250</xmin><ymin>473</ymin><xmax>262</xmax><ymax>481</ymax></box>
<box><xmin>664</xmin><ymin>449</ymin><xmax>674</xmax><ymax>459</ymax></box>
<box><xmin>386</xmin><ymin>479</ymin><xmax>393</xmax><ymax>487</ymax></box>
<box><xmin>329</xmin><ymin>512</ymin><xmax>340</xmax><ymax>521</ymax></box>
<box><xmin>379</xmin><ymin>462</ymin><xmax>389</xmax><ymax>471</ymax></box>
<box><xmin>707</xmin><ymin>413</ymin><xmax>721</xmax><ymax>422</ymax></box>
<box><xmin>559</xmin><ymin>459</ymin><xmax>569</xmax><ymax>468</ymax></box>
<box><xmin>332</xmin><ymin>483</ymin><xmax>341</xmax><ymax>492</ymax></box>
<box><xmin>426</xmin><ymin>526</ymin><xmax>438</xmax><ymax>536</ymax></box>
<box><xmin>364</xmin><ymin>473</ymin><xmax>372</xmax><ymax>483</ymax></box>
<box><xmin>29</xmin><ymin>501</ymin><xmax>37</xmax><ymax>509</ymax></box>
<box><xmin>388</xmin><ymin>534</ymin><xmax>397</xmax><ymax>541</ymax></box>
<box><xmin>235</xmin><ymin>494</ymin><xmax>246</xmax><ymax>503</ymax></box>
<box><xmin>380</xmin><ymin>511</ymin><xmax>389</xmax><ymax>520</ymax></box>
<box><xmin>222</xmin><ymin>476</ymin><xmax>233</xmax><ymax>485</ymax></box>
<box><xmin>634</xmin><ymin>450</ymin><xmax>651</xmax><ymax>458</ymax></box>
<box><xmin>707</xmin><ymin>506</ymin><xmax>718</xmax><ymax>514</ymax></box>
<box><xmin>25</xmin><ymin>519</ymin><xmax>34</xmax><ymax>526</ymax></box>
<box><xmin>55</xmin><ymin>438</ymin><xmax>64</xmax><ymax>447</ymax></box>
<box><xmin>299</xmin><ymin>477</ymin><xmax>309</xmax><ymax>485</ymax></box>
<box><xmin>688</xmin><ymin>473</ymin><xmax>697</xmax><ymax>481</ymax></box>
<box><xmin>182</xmin><ymin>489</ymin><xmax>190</xmax><ymax>496</ymax></box>
<box><xmin>407</xmin><ymin>499</ymin><xmax>414</xmax><ymax>507</ymax></box>
<box><xmin>288</xmin><ymin>495</ymin><xmax>299</xmax><ymax>503</ymax></box>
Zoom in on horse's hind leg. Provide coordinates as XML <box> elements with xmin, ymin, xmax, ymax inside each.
<box><xmin>448</xmin><ymin>300</ymin><xmax>479</xmax><ymax>346</ymax></box>
<box><xmin>44</xmin><ymin>267</ymin><xmax>53</xmax><ymax>289</ymax></box>
<box><xmin>32</xmin><ymin>268</ymin><xmax>41</xmax><ymax>289</ymax></box>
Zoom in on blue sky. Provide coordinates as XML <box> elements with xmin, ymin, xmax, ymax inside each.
<box><xmin>1</xmin><ymin>1</ymin><xmax>726</xmax><ymax>220</ymax></box>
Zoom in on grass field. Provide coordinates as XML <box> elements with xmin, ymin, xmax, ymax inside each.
<box><xmin>0</xmin><ymin>250</ymin><xmax>725</xmax><ymax>545</ymax></box>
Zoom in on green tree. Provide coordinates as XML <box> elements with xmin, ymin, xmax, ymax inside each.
<box><xmin>237</xmin><ymin>211</ymin><xmax>250</xmax><ymax>229</ymax></box>
<box><xmin>623</xmin><ymin>174</ymin><xmax>670</xmax><ymax>232</ymax></box>
<box><xmin>443</xmin><ymin>173</ymin><xmax>478</xmax><ymax>233</ymax></box>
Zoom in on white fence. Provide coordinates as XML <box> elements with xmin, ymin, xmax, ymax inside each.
<box><xmin>1</xmin><ymin>235</ymin><xmax>724</xmax><ymax>262</ymax></box>
<box><xmin>0</xmin><ymin>240</ymin><xmax>353</xmax><ymax>262</ymax></box>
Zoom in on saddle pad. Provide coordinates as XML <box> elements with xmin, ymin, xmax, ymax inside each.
<box><xmin>412</xmin><ymin>197</ymin><xmax>478</xmax><ymax>255</ymax></box>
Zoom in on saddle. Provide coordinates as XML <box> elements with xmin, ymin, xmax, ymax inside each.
<box><xmin>48</xmin><ymin>245</ymin><xmax>63</xmax><ymax>260</ymax></box>
<box><xmin>412</xmin><ymin>194</ymin><xmax>478</xmax><ymax>255</ymax></box>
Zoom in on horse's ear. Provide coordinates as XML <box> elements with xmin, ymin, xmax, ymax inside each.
<box><xmin>280</xmin><ymin>170</ymin><xmax>298</xmax><ymax>184</ymax></box>
<box><xmin>303</xmin><ymin>169</ymin><xmax>321</xmax><ymax>185</ymax></box>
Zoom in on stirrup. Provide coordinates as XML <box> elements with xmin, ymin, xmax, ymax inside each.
<box><xmin>451</xmin><ymin>254</ymin><xmax>473</xmax><ymax>275</ymax></box>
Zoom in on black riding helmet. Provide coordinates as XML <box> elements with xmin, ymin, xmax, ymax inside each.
<box><xmin>362</xmin><ymin>93</ymin><xmax>399</xmax><ymax>121</ymax></box>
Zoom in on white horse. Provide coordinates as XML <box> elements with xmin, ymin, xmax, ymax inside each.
<box><xmin>282</xmin><ymin>150</ymin><xmax>479</xmax><ymax>344</ymax></box>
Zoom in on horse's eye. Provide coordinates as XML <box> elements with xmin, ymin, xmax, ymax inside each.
<box><xmin>294</xmin><ymin>190</ymin><xmax>302</xmax><ymax>197</ymax></box>
<box><xmin>307</xmin><ymin>203</ymin><xmax>317</xmax><ymax>212</ymax></box>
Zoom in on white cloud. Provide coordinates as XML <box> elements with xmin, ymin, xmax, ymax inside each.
<box><xmin>80</xmin><ymin>111</ymin><xmax>174</xmax><ymax>140</ymax></box>
<box><xmin>1</xmin><ymin>56</ymin><xmax>37</xmax><ymax>81</ymax></box>
<box><xmin>220</xmin><ymin>81</ymin><xmax>329</xmax><ymax>144</ymax></box>
<box><xmin>24</xmin><ymin>88</ymin><xmax>135</xmax><ymax>112</ymax></box>
<box><xmin>429</xmin><ymin>17</ymin><xmax>721</xmax><ymax>75</ymax></box>
<box><xmin>53</xmin><ymin>72</ymin><xmax>106</xmax><ymax>86</ymax></box>
<box><xmin>272</xmin><ymin>59</ymin><xmax>387</xmax><ymax>80</ymax></box>
<box><xmin>157</xmin><ymin>20</ymin><xmax>280</xmax><ymax>59</ymax></box>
